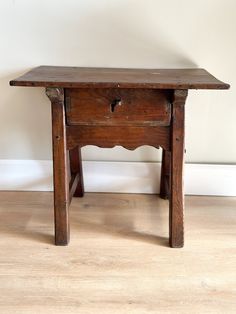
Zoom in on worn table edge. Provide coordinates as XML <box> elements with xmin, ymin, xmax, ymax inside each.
<box><xmin>9</xmin><ymin>66</ymin><xmax>230</xmax><ymax>90</ymax></box>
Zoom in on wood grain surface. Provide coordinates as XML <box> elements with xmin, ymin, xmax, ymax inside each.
<box><xmin>66</xmin><ymin>125</ymin><xmax>170</xmax><ymax>151</ymax></box>
<box><xmin>169</xmin><ymin>90</ymin><xmax>188</xmax><ymax>248</ymax></box>
<box><xmin>65</xmin><ymin>88</ymin><xmax>171</xmax><ymax>126</ymax></box>
<box><xmin>0</xmin><ymin>192</ymin><xmax>235</xmax><ymax>314</ymax></box>
<box><xmin>10</xmin><ymin>66</ymin><xmax>230</xmax><ymax>89</ymax></box>
<box><xmin>9</xmin><ymin>68</ymin><xmax>230</xmax><ymax>249</ymax></box>
<box><xmin>46</xmin><ymin>87</ymin><xmax>69</xmax><ymax>245</ymax></box>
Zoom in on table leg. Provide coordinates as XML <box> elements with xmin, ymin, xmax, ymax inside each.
<box><xmin>69</xmin><ymin>146</ymin><xmax>84</xmax><ymax>197</ymax></box>
<box><xmin>46</xmin><ymin>87</ymin><xmax>70</xmax><ymax>246</ymax></box>
<box><xmin>160</xmin><ymin>149</ymin><xmax>170</xmax><ymax>199</ymax></box>
<box><xmin>169</xmin><ymin>89</ymin><xmax>188</xmax><ymax>248</ymax></box>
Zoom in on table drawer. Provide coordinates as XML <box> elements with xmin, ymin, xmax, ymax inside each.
<box><xmin>65</xmin><ymin>88</ymin><xmax>171</xmax><ymax>126</ymax></box>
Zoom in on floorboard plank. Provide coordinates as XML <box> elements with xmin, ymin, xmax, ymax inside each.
<box><xmin>0</xmin><ymin>192</ymin><xmax>235</xmax><ymax>314</ymax></box>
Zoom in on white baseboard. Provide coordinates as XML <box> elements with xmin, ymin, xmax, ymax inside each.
<box><xmin>0</xmin><ymin>160</ymin><xmax>236</xmax><ymax>196</ymax></box>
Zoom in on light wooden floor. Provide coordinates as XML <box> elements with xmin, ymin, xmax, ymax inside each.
<box><xmin>0</xmin><ymin>192</ymin><xmax>235</xmax><ymax>314</ymax></box>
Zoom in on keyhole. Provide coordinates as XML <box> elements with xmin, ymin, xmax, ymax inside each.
<box><xmin>110</xmin><ymin>98</ymin><xmax>121</xmax><ymax>112</ymax></box>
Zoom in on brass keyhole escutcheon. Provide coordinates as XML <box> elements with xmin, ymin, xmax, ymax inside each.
<box><xmin>110</xmin><ymin>98</ymin><xmax>121</xmax><ymax>112</ymax></box>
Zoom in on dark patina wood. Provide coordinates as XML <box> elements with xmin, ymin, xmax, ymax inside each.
<box><xmin>10</xmin><ymin>66</ymin><xmax>230</xmax><ymax>89</ymax></box>
<box><xmin>169</xmin><ymin>90</ymin><xmax>188</xmax><ymax>248</ymax></box>
<box><xmin>10</xmin><ymin>66</ymin><xmax>230</xmax><ymax>248</ymax></box>
<box><xmin>45</xmin><ymin>87</ymin><xmax>69</xmax><ymax>246</ymax></box>
<box><xmin>160</xmin><ymin>150</ymin><xmax>171</xmax><ymax>200</ymax></box>
<box><xmin>66</xmin><ymin>125</ymin><xmax>170</xmax><ymax>151</ymax></box>
<box><xmin>69</xmin><ymin>146</ymin><xmax>84</xmax><ymax>197</ymax></box>
<box><xmin>65</xmin><ymin>88</ymin><xmax>171</xmax><ymax>126</ymax></box>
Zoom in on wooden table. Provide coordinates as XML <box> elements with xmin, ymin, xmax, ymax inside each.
<box><xmin>10</xmin><ymin>66</ymin><xmax>229</xmax><ymax>248</ymax></box>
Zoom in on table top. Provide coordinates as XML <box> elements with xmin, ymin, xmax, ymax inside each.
<box><xmin>10</xmin><ymin>66</ymin><xmax>230</xmax><ymax>90</ymax></box>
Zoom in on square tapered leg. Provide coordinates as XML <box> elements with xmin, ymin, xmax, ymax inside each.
<box><xmin>169</xmin><ymin>90</ymin><xmax>187</xmax><ymax>248</ymax></box>
<box><xmin>160</xmin><ymin>149</ymin><xmax>171</xmax><ymax>200</ymax></box>
<box><xmin>69</xmin><ymin>146</ymin><xmax>84</xmax><ymax>197</ymax></box>
<box><xmin>46</xmin><ymin>87</ymin><xmax>70</xmax><ymax>246</ymax></box>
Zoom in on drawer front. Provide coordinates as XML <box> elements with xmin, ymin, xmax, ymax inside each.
<box><xmin>65</xmin><ymin>88</ymin><xmax>171</xmax><ymax>126</ymax></box>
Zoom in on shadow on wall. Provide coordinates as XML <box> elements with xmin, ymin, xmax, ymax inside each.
<box><xmin>1</xmin><ymin>1</ymin><xmax>197</xmax><ymax>162</ymax></box>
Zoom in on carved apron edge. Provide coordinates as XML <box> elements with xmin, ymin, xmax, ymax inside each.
<box><xmin>46</xmin><ymin>87</ymin><xmax>64</xmax><ymax>102</ymax></box>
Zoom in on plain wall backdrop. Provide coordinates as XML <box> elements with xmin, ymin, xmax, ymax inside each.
<box><xmin>0</xmin><ymin>0</ymin><xmax>235</xmax><ymax>163</ymax></box>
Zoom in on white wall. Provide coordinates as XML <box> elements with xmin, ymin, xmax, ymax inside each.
<box><xmin>0</xmin><ymin>0</ymin><xmax>235</xmax><ymax>163</ymax></box>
